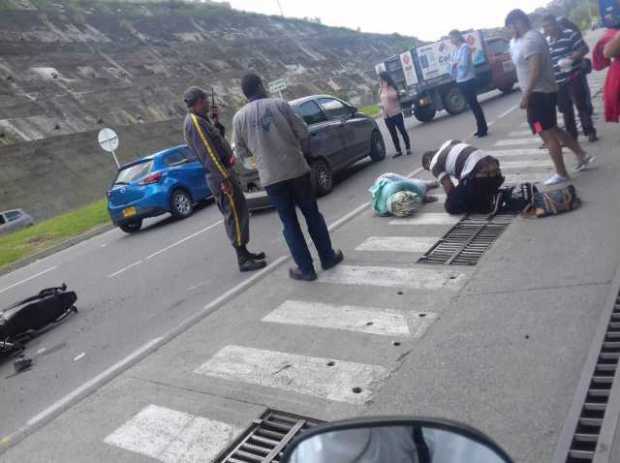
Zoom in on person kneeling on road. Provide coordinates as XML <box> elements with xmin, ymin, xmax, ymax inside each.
<box><xmin>183</xmin><ymin>87</ymin><xmax>266</xmax><ymax>273</ymax></box>
<box><xmin>232</xmin><ymin>73</ymin><xmax>343</xmax><ymax>282</ymax></box>
<box><xmin>422</xmin><ymin>140</ymin><xmax>504</xmax><ymax>215</ymax></box>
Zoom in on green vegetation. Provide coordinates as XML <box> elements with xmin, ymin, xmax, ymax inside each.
<box><xmin>360</xmin><ymin>104</ymin><xmax>381</xmax><ymax>119</ymax></box>
<box><xmin>0</xmin><ymin>199</ymin><xmax>110</xmax><ymax>269</ymax></box>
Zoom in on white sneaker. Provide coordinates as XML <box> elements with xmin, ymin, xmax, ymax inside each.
<box><xmin>544</xmin><ymin>174</ymin><xmax>570</xmax><ymax>186</ymax></box>
<box><xmin>576</xmin><ymin>155</ymin><xmax>597</xmax><ymax>172</ymax></box>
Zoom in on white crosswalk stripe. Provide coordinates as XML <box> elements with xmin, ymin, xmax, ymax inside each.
<box><xmin>319</xmin><ymin>265</ymin><xmax>467</xmax><ymax>290</ymax></box>
<box><xmin>263</xmin><ymin>300</ymin><xmax>437</xmax><ymax>337</ymax></box>
<box><xmin>104</xmin><ymin>405</ymin><xmax>239</xmax><ymax>463</ymax></box>
<box><xmin>484</xmin><ymin>148</ymin><xmax>543</xmax><ymax>157</ymax></box>
<box><xmin>194</xmin><ymin>345</ymin><xmax>388</xmax><ymax>404</ymax></box>
<box><xmin>508</xmin><ymin>130</ymin><xmax>535</xmax><ymax>137</ymax></box>
<box><xmin>495</xmin><ymin>137</ymin><xmax>539</xmax><ymax>147</ymax></box>
<box><xmin>500</xmin><ymin>160</ymin><xmax>554</xmax><ymax>169</ymax></box>
<box><xmin>389</xmin><ymin>213</ymin><xmax>461</xmax><ymax>226</ymax></box>
<box><xmin>356</xmin><ymin>236</ymin><xmax>438</xmax><ymax>253</ymax></box>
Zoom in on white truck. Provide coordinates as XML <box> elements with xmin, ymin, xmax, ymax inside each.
<box><xmin>376</xmin><ymin>30</ymin><xmax>517</xmax><ymax>122</ymax></box>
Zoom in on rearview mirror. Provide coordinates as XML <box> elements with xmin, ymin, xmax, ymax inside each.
<box><xmin>281</xmin><ymin>417</ymin><xmax>513</xmax><ymax>463</ymax></box>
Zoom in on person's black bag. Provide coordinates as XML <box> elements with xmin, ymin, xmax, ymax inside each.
<box><xmin>0</xmin><ymin>284</ymin><xmax>78</xmax><ymax>342</ymax></box>
<box><xmin>495</xmin><ymin>183</ymin><xmax>534</xmax><ymax>214</ymax></box>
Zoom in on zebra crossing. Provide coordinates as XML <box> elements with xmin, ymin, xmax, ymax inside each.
<box><xmin>103</xmin><ymin>132</ymin><xmax>561</xmax><ymax>462</ymax></box>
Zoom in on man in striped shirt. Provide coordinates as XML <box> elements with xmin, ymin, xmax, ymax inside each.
<box><xmin>543</xmin><ymin>14</ymin><xmax>598</xmax><ymax>142</ymax></box>
<box><xmin>423</xmin><ymin>140</ymin><xmax>504</xmax><ymax>215</ymax></box>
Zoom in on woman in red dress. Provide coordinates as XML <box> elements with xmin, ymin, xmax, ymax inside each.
<box><xmin>593</xmin><ymin>29</ymin><xmax>620</xmax><ymax>122</ymax></box>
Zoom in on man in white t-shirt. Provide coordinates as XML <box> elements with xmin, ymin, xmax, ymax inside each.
<box><xmin>505</xmin><ymin>9</ymin><xmax>595</xmax><ymax>185</ymax></box>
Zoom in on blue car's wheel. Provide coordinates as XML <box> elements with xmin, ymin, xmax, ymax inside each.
<box><xmin>171</xmin><ymin>189</ymin><xmax>194</xmax><ymax>219</ymax></box>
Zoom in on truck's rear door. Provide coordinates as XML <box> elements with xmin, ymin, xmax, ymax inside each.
<box><xmin>484</xmin><ymin>37</ymin><xmax>517</xmax><ymax>93</ymax></box>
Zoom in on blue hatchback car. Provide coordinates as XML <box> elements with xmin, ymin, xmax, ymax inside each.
<box><xmin>107</xmin><ymin>145</ymin><xmax>212</xmax><ymax>233</ymax></box>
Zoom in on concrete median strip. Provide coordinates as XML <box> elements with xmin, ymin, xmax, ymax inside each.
<box><xmin>319</xmin><ymin>265</ymin><xmax>467</xmax><ymax>290</ymax></box>
<box><xmin>194</xmin><ymin>345</ymin><xmax>388</xmax><ymax>404</ymax></box>
<box><xmin>263</xmin><ymin>300</ymin><xmax>437</xmax><ymax>337</ymax></box>
<box><xmin>104</xmin><ymin>405</ymin><xmax>239</xmax><ymax>463</ymax></box>
<box><xmin>356</xmin><ymin>236</ymin><xmax>438</xmax><ymax>253</ymax></box>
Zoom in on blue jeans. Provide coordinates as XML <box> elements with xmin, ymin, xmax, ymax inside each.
<box><xmin>265</xmin><ymin>174</ymin><xmax>336</xmax><ymax>274</ymax></box>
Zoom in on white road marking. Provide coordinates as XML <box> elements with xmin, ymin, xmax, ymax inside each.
<box><xmin>500</xmin><ymin>160</ymin><xmax>554</xmax><ymax>169</ymax></box>
<box><xmin>104</xmin><ymin>405</ymin><xmax>238</xmax><ymax>463</ymax></box>
<box><xmin>495</xmin><ymin>138</ymin><xmax>539</xmax><ymax>147</ymax></box>
<box><xmin>195</xmin><ymin>345</ymin><xmax>388</xmax><ymax>404</ymax></box>
<box><xmin>389</xmin><ymin>213</ymin><xmax>461</xmax><ymax>226</ymax></box>
<box><xmin>484</xmin><ymin>148</ymin><xmax>544</xmax><ymax>157</ymax></box>
<box><xmin>107</xmin><ymin>260</ymin><xmax>143</xmax><ymax>279</ymax></box>
<box><xmin>263</xmin><ymin>300</ymin><xmax>438</xmax><ymax>338</ymax></box>
<box><xmin>145</xmin><ymin>220</ymin><xmax>223</xmax><ymax>261</ymax></box>
<box><xmin>320</xmin><ymin>265</ymin><xmax>467</xmax><ymax>290</ymax></box>
<box><xmin>0</xmin><ymin>266</ymin><xmax>58</xmax><ymax>296</ymax></box>
<box><xmin>508</xmin><ymin>130</ymin><xmax>536</xmax><ymax>137</ymax></box>
<box><xmin>106</xmin><ymin>221</ymin><xmax>223</xmax><ymax>278</ymax></box>
<box><xmin>26</xmin><ymin>337</ymin><xmax>162</xmax><ymax>427</ymax></box>
<box><xmin>495</xmin><ymin>105</ymin><xmax>519</xmax><ymax>121</ymax></box>
<box><xmin>356</xmin><ymin>236</ymin><xmax>438</xmax><ymax>253</ymax></box>
<box><xmin>73</xmin><ymin>353</ymin><xmax>86</xmax><ymax>362</ymax></box>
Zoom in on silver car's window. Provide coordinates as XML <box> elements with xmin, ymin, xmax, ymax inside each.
<box><xmin>295</xmin><ymin>101</ymin><xmax>327</xmax><ymax>125</ymax></box>
<box><xmin>5</xmin><ymin>211</ymin><xmax>22</xmax><ymax>222</ymax></box>
<box><xmin>0</xmin><ymin>214</ymin><xmax>5</xmax><ymax>225</ymax></box>
<box><xmin>317</xmin><ymin>98</ymin><xmax>351</xmax><ymax>119</ymax></box>
<box><xmin>115</xmin><ymin>160</ymin><xmax>154</xmax><ymax>185</ymax></box>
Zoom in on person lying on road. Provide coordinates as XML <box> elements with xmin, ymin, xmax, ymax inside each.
<box><xmin>422</xmin><ymin>140</ymin><xmax>504</xmax><ymax>215</ymax></box>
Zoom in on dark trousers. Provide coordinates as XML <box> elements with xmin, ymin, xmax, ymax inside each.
<box><xmin>444</xmin><ymin>175</ymin><xmax>504</xmax><ymax>215</ymax></box>
<box><xmin>384</xmin><ymin>113</ymin><xmax>411</xmax><ymax>154</ymax></box>
<box><xmin>458</xmin><ymin>79</ymin><xmax>488</xmax><ymax>135</ymax></box>
<box><xmin>207</xmin><ymin>173</ymin><xmax>250</xmax><ymax>249</ymax></box>
<box><xmin>264</xmin><ymin>174</ymin><xmax>336</xmax><ymax>274</ymax></box>
<box><xmin>558</xmin><ymin>72</ymin><xmax>596</xmax><ymax>139</ymax></box>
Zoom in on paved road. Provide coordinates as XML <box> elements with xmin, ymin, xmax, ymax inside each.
<box><xmin>0</xmin><ymin>89</ymin><xmax>521</xmax><ymax>438</ymax></box>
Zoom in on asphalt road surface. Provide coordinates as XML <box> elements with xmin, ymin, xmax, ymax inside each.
<box><xmin>0</xmin><ymin>90</ymin><xmax>520</xmax><ymax>438</ymax></box>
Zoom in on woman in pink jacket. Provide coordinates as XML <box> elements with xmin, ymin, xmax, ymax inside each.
<box><xmin>379</xmin><ymin>72</ymin><xmax>412</xmax><ymax>158</ymax></box>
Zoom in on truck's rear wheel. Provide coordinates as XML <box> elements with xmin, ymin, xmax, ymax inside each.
<box><xmin>442</xmin><ymin>86</ymin><xmax>467</xmax><ymax>115</ymax></box>
<box><xmin>413</xmin><ymin>106</ymin><xmax>436</xmax><ymax>122</ymax></box>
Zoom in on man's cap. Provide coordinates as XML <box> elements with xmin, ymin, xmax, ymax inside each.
<box><xmin>183</xmin><ymin>87</ymin><xmax>207</xmax><ymax>108</ymax></box>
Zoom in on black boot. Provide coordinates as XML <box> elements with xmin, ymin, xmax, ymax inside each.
<box><xmin>239</xmin><ymin>258</ymin><xmax>267</xmax><ymax>272</ymax></box>
<box><xmin>235</xmin><ymin>245</ymin><xmax>266</xmax><ymax>262</ymax></box>
<box><xmin>235</xmin><ymin>246</ymin><xmax>266</xmax><ymax>272</ymax></box>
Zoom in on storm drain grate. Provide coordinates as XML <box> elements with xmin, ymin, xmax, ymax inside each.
<box><xmin>214</xmin><ymin>409</ymin><xmax>324</xmax><ymax>463</ymax></box>
<box><xmin>566</xmin><ymin>294</ymin><xmax>620</xmax><ymax>462</ymax></box>
<box><xmin>417</xmin><ymin>213</ymin><xmax>516</xmax><ymax>266</ymax></box>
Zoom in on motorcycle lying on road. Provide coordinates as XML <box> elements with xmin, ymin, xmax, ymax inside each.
<box><xmin>281</xmin><ymin>416</ymin><xmax>513</xmax><ymax>463</ymax></box>
<box><xmin>0</xmin><ymin>284</ymin><xmax>78</xmax><ymax>356</ymax></box>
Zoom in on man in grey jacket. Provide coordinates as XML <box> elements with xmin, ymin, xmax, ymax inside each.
<box><xmin>183</xmin><ymin>86</ymin><xmax>266</xmax><ymax>273</ymax></box>
<box><xmin>233</xmin><ymin>73</ymin><xmax>343</xmax><ymax>281</ymax></box>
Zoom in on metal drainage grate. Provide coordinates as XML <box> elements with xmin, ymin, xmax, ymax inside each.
<box><xmin>214</xmin><ymin>409</ymin><xmax>324</xmax><ymax>463</ymax></box>
<box><xmin>566</xmin><ymin>294</ymin><xmax>620</xmax><ymax>462</ymax></box>
<box><xmin>417</xmin><ymin>213</ymin><xmax>515</xmax><ymax>266</ymax></box>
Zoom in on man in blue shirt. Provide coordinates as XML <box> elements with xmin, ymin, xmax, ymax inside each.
<box><xmin>450</xmin><ymin>29</ymin><xmax>488</xmax><ymax>137</ymax></box>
